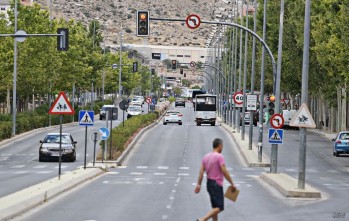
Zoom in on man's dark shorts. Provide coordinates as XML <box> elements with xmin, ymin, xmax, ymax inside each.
<box><xmin>207</xmin><ymin>179</ymin><xmax>224</xmax><ymax>211</ymax></box>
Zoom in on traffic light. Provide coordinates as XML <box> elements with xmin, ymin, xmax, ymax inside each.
<box><xmin>180</xmin><ymin>68</ymin><xmax>183</xmax><ymax>74</ymax></box>
<box><xmin>132</xmin><ymin>62</ymin><xmax>138</xmax><ymax>72</ymax></box>
<box><xmin>136</xmin><ymin>10</ymin><xmax>150</xmax><ymax>37</ymax></box>
<box><xmin>151</xmin><ymin>68</ymin><xmax>155</xmax><ymax>75</ymax></box>
<box><xmin>171</xmin><ymin>60</ymin><xmax>177</xmax><ymax>70</ymax></box>
<box><xmin>184</xmin><ymin>73</ymin><xmax>186</xmax><ymax>78</ymax></box>
<box><xmin>268</xmin><ymin>95</ymin><xmax>275</xmax><ymax>115</ymax></box>
<box><xmin>57</xmin><ymin>28</ymin><xmax>69</xmax><ymax>51</ymax></box>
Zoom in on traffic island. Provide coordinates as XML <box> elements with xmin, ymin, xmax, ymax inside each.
<box><xmin>260</xmin><ymin>172</ymin><xmax>322</xmax><ymax>198</ymax></box>
<box><xmin>0</xmin><ymin>167</ymin><xmax>104</xmax><ymax>221</ymax></box>
<box><xmin>218</xmin><ymin>117</ymin><xmax>270</xmax><ymax>167</ymax></box>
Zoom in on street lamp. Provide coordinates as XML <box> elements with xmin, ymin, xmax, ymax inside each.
<box><xmin>93</xmin><ymin>17</ymin><xmax>99</xmax><ymax>48</ymax></box>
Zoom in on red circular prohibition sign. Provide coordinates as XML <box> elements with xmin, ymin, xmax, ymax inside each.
<box><xmin>270</xmin><ymin>113</ymin><xmax>285</xmax><ymax>129</ymax></box>
<box><xmin>186</xmin><ymin>14</ymin><xmax>201</xmax><ymax>29</ymax></box>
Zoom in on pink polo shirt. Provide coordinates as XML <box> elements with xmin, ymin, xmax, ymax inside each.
<box><xmin>202</xmin><ymin>152</ymin><xmax>225</xmax><ymax>186</ymax></box>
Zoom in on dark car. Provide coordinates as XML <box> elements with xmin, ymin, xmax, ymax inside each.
<box><xmin>99</xmin><ymin>105</ymin><xmax>118</xmax><ymax>120</ymax></box>
<box><xmin>240</xmin><ymin>111</ymin><xmax>258</xmax><ymax>126</ymax></box>
<box><xmin>39</xmin><ymin>133</ymin><xmax>77</xmax><ymax>162</ymax></box>
<box><xmin>175</xmin><ymin>98</ymin><xmax>185</xmax><ymax>107</ymax></box>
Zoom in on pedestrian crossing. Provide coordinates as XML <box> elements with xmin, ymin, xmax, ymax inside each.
<box><xmin>0</xmin><ymin>164</ymin><xmax>75</xmax><ymax>175</ymax></box>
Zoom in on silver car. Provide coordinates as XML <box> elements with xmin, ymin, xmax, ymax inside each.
<box><xmin>163</xmin><ymin>110</ymin><xmax>183</xmax><ymax>125</ymax></box>
<box><xmin>39</xmin><ymin>133</ymin><xmax>77</xmax><ymax>162</ymax></box>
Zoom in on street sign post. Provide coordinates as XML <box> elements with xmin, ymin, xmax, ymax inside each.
<box><xmin>78</xmin><ymin>110</ymin><xmax>95</xmax><ymax>169</ymax></box>
<box><xmin>270</xmin><ymin>113</ymin><xmax>284</xmax><ymax>129</ymax></box>
<box><xmin>119</xmin><ymin>100</ymin><xmax>128</xmax><ymax>127</ymax></box>
<box><xmin>186</xmin><ymin>14</ymin><xmax>201</xmax><ymax>29</ymax></box>
<box><xmin>246</xmin><ymin>95</ymin><xmax>257</xmax><ymax>111</ymax></box>
<box><xmin>268</xmin><ymin>128</ymin><xmax>284</xmax><ymax>144</ymax></box>
<box><xmin>48</xmin><ymin>91</ymin><xmax>74</xmax><ymax>179</ymax></box>
<box><xmin>99</xmin><ymin>127</ymin><xmax>110</xmax><ymax>140</ymax></box>
<box><xmin>233</xmin><ymin>92</ymin><xmax>243</xmax><ymax>107</ymax></box>
<box><xmin>90</xmin><ymin>131</ymin><xmax>101</xmax><ymax>166</ymax></box>
<box><xmin>190</xmin><ymin>61</ymin><xmax>197</xmax><ymax>67</ymax></box>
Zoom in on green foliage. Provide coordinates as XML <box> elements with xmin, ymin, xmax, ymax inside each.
<box><xmin>168</xmin><ymin>96</ymin><xmax>176</xmax><ymax>103</ymax></box>
<box><xmin>109</xmin><ymin>113</ymin><xmax>157</xmax><ymax>159</ymax></box>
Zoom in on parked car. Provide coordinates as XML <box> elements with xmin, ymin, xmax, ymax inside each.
<box><xmin>163</xmin><ymin>110</ymin><xmax>183</xmax><ymax>125</ymax></box>
<box><xmin>39</xmin><ymin>133</ymin><xmax>77</xmax><ymax>162</ymax></box>
<box><xmin>127</xmin><ymin>105</ymin><xmax>143</xmax><ymax>118</ymax></box>
<box><xmin>332</xmin><ymin>131</ymin><xmax>349</xmax><ymax>157</ymax></box>
<box><xmin>130</xmin><ymin>98</ymin><xmax>143</xmax><ymax>106</ymax></box>
<box><xmin>175</xmin><ymin>98</ymin><xmax>185</xmax><ymax>107</ymax></box>
<box><xmin>240</xmin><ymin>111</ymin><xmax>258</xmax><ymax>126</ymax></box>
<box><xmin>100</xmin><ymin>104</ymin><xmax>118</xmax><ymax>120</ymax></box>
<box><xmin>134</xmin><ymin>95</ymin><xmax>145</xmax><ymax>104</ymax></box>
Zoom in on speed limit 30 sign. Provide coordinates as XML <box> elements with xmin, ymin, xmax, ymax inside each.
<box><xmin>233</xmin><ymin>92</ymin><xmax>243</xmax><ymax>107</ymax></box>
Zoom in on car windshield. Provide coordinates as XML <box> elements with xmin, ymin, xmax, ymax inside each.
<box><xmin>167</xmin><ymin>111</ymin><xmax>180</xmax><ymax>115</ymax></box>
<box><xmin>339</xmin><ymin>133</ymin><xmax>349</xmax><ymax>140</ymax></box>
<box><xmin>128</xmin><ymin>106</ymin><xmax>141</xmax><ymax>111</ymax></box>
<box><xmin>176</xmin><ymin>98</ymin><xmax>184</xmax><ymax>101</ymax></box>
<box><xmin>44</xmin><ymin>135</ymin><xmax>71</xmax><ymax>144</ymax></box>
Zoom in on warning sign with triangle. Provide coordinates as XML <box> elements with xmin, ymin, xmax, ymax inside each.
<box><xmin>79</xmin><ymin>110</ymin><xmax>94</xmax><ymax>126</ymax></box>
<box><xmin>289</xmin><ymin>103</ymin><xmax>316</xmax><ymax>128</ymax></box>
<box><xmin>48</xmin><ymin>91</ymin><xmax>74</xmax><ymax>115</ymax></box>
<box><xmin>268</xmin><ymin>128</ymin><xmax>284</xmax><ymax>144</ymax></box>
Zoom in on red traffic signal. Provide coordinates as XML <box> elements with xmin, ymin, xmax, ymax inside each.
<box><xmin>171</xmin><ymin>60</ymin><xmax>177</xmax><ymax>69</ymax></box>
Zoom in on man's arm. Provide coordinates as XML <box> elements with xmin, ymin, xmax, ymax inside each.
<box><xmin>195</xmin><ymin>164</ymin><xmax>205</xmax><ymax>193</ymax></box>
<box><xmin>221</xmin><ymin>164</ymin><xmax>235</xmax><ymax>188</ymax></box>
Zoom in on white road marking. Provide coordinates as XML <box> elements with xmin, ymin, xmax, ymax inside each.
<box><xmin>32</xmin><ymin>165</ymin><xmax>47</xmax><ymax>169</ymax></box>
<box><xmin>136</xmin><ymin>166</ymin><xmax>148</xmax><ymax>169</ymax></box>
<box><xmin>130</xmin><ymin>172</ymin><xmax>143</xmax><ymax>175</ymax></box>
<box><xmin>179</xmin><ymin>167</ymin><xmax>190</xmax><ymax>170</ymax></box>
<box><xmin>327</xmin><ymin>170</ymin><xmax>339</xmax><ymax>173</ymax></box>
<box><xmin>14</xmin><ymin>171</ymin><xmax>29</xmax><ymax>174</ymax></box>
<box><xmin>154</xmin><ymin>173</ymin><xmax>166</xmax><ymax>176</ymax></box>
<box><xmin>166</xmin><ymin>205</ymin><xmax>172</xmax><ymax>209</ymax></box>
<box><xmin>11</xmin><ymin>165</ymin><xmax>25</xmax><ymax>169</ymax></box>
<box><xmin>245</xmin><ymin>175</ymin><xmax>259</xmax><ymax>178</ymax></box>
<box><xmin>0</xmin><ymin>157</ymin><xmax>9</xmax><ymax>161</ymax></box>
<box><xmin>107</xmin><ymin>172</ymin><xmax>119</xmax><ymax>175</ymax></box>
<box><xmin>159</xmin><ymin>182</ymin><xmax>164</xmax><ymax>185</ymax></box>
<box><xmin>172</xmin><ymin>190</ymin><xmax>176</xmax><ymax>193</ymax></box>
<box><xmin>242</xmin><ymin>168</ymin><xmax>254</xmax><ymax>171</ymax></box>
<box><xmin>158</xmin><ymin>166</ymin><xmax>169</xmax><ymax>170</ymax></box>
<box><xmin>162</xmin><ymin>215</ymin><xmax>168</xmax><ymax>220</ymax></box>
<box><xmin>169</xmin><ymin>196</ymin><xmax>174</xmax><ymax>200</ymax></box>
<box><xmin>178</xmin><ymin>173</ymin><xmax>190</xmax><ymax>176</ymax></box>
<box><xmin>54</xmin><ymin>166</ymin><xmax>67</xmax><ymax>169</ymax></box>
<box><xmin>103</xmin><ymin>181</ymin><xmax>110</xmax><ymax>184</ymax></box>
<box><xmin>307</xmin><ymin>169</ymin><xmax>319</xmax><ymax>173</ymax></box>
<box><xmin>36</xmin><ymin>171</ymin><xmax>53</xmax><ymax>174</ymax></box>
<box><xmin>118</xmin><ymin>166</ymin><xmax>127</xmax><ymax>169</ymax></box>
<box><xmin>285</xmin><ymin>168</ymin><xmax>297</xmax><ymax>172</ymax></box>
<box><xmin>176</xmin><ymin>177</ymin><xmax>181</xmax><ymax>183</ymax></box>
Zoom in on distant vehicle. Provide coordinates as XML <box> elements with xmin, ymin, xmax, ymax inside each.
<box><xmin>282</xmin><ymin>110</ymin><xmax>297</xmax><ymax>128</ymax></box>
<box><xmin>175</xmin><ymin>98</ymin><xmax>185</xmax><ymax>107</ymax></box>
<box><xmin>195</xmin><ymin>94</ymin><xmax>216</xmax><ymax>126</ymax></box>
<box><xmin>39</xmin><ymin>133</ymin><xmax>77</xmax><ymax>162</ymax></box>
<box><xmin>127</xmin><ymin>105</ymin><xmax>143</xmax><ymax>119</ymax></box>
<box><xmin>130</xmin><ymin>98</ymin><xmax>143</xmax><ymax>106</ymax></box>
<box><xmin>240</xmin><ymin>111</ymin><xmax>258</xmax><ymax>126</ymax></box>
<box><xmin>134</xmin><ymin>95</ymin><xmax>145</xmax><ymax>104</ymax></box>
<box><xmin>332</xmin><ymin>131</ymin><xmax>349</xmax><ymax>157</ymax></box>
<box><xmin>163</xmin><ymin>110</ymin><xmax>183</xmax><ymax>125</ymax></box>
<box><xmin>100</xmin><ymin>104</ymin><xmax>118</xmax><ymax>120</ymax></box>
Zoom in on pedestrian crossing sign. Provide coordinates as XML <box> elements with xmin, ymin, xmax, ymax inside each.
<box><xmin>79</xmin><ymin>110</ymin><xmax>94</xmax><ymax>126</ymax></box>
<box><xmin>268</xmin><ymin>128</ymin><xmax>284</xmax><ymax>144</ymax></box>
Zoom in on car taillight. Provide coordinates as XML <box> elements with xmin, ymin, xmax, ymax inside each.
<box><xmin>336</xmin><ymin>140</ymin><xmax>342</xmax><ymax>144</ymax></box>
<box><xmin>178</xmin><ymin>114</ymin><xmax>182</xmax><ymax>117</ymax></box>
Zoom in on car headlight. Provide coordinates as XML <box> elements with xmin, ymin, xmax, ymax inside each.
<box><xmin>64</xmin><ymin>149</ymin><xmax>73</xmax><ymax>153</ymax></box>
<box><xmin>40</xmin><ymin>147</ymin><xmax>49</xmax><ymax>152</ymax></box>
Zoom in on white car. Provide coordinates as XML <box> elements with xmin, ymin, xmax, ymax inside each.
<box><xmin>130</xmin><ymin>98</ymin><xmax>142</xmax><ymax>106</ymax></box>
<box><xmin>163</xmin><ymin>110</ymin><xmax>183</xmax><ymax>125</ymax></box>
<box><xmin>134</xmin><ymin>96</ymin><xmax>145</xmax><ymax>104</ymax></box>
<box><xmin>127</xmin><ymin>105</ymin><xmax>143</xmax><ymax>118</ymax></box>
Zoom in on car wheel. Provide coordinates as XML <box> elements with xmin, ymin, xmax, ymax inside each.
<box><xmin>197</xmin><ymin>123</ymin><xmax>201</xmax><ymax>126</ymax></box>
<box><xmin>179</xmin><ymin>122</ymin><xmax>182</xmax><ymax>125</ymax></box>
<box><xmin>211</xmin><ymin>122</ymin><xmax>215</xmax><ymax>126</ymax></box>
<box><xmin>99</xmin><ymin>116</ymin><xmax>102</xmax><ymax>120</ymax></box>
<box><xmin>39</xmin><ymin>156</ymin><xmax>44</xmax><ymax>162</ymax></box>
<box><xmin>335</xmin><ymin>151</ymin><xmax>340</xmax><ymax>157</ymax></box>
<box><xmin>163</xmin><ymin>122</ymin><xmax>167</xmax><ymax>125</ymax></box>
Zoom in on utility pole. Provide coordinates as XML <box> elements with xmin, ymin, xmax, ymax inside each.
<box><xmin>237</xmin><ymin>0</ymin><xmax>244</xmax><ymax>133</ymax></box>
<box><xmin>298</xmin><ymin>0</ymin><xmax>311</xmax><ymax>189</ymax></box>
<box><xmin>12</xmin><ymin>0</ymin><xmax>18</xmax><ymax>136</ymax></box>
<box><xmin>249</xmin><ymin>0</ymin><xmax>258</xmax><ymax>150</ymax></box>
<box><xmin>232</xmin><ymin>1</ymin><xmax>238</xmax><ymax>129</ymax></box>
<box><xmin>241</xmin><ymin>0</ymin><xmax>249</xmax><ymax>140</ymax></box>
<box><xmin>258</xmin><ymin>0</ymin><xmax>267</xmax><ymax>162</ymax></box>
<box><xmin>119</xmin><ymin>28</ymin><xmax>123</xmax><ymax>98</ymax></box>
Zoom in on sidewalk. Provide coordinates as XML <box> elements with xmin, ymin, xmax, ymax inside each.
<box><xmin>308</xmin><ymin>128</ymin><xmax>336</xmax><ymax>140</ymax></box>
<box><xmin>218</xmin><ymin>116</ymin><xmax>322</xmax><ymax>198</ymax></box>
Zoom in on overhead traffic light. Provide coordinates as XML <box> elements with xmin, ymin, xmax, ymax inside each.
<box><xmin>171</xmin><ymin>60</ymin><xmax>177</xmax><ymax>70</ymax></box>
<box><xmin>57</xmin><ymin>28</ymin><xmax>69</xmax><ymax>51</ymax></box>
<box><xmin>132</xmin><ymin>62</ymin><xmax>138</xmax><ymax>72</ymax></box>
<box><xmin>136</xmin><ymin>10</ymin><xmax>150</xmax><ymax>37</ymax></box>
<box><xmin>180</xmin><ymin>68</ymin><xmax>183</xmax><ymax>74</ymax></box>
<box><xmin>151</xmin><ymin>68</ymin><xmax>155</xmax><ymax>75</ymax></box>
<box><xmin>268</xmin><ymin>95</ymin><xmax>275</xmax><ymax>115</ymax></box>
<box><xmin>184</xmin><ymin>73</ymin><xmax>186</xmax><ymax>78</ymax></box>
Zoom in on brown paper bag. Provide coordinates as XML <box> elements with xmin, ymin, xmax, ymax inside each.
<box><xmin>224</xmin><ymin>186</ymin><xmax>240</xmax><ymax>202</ymax></box>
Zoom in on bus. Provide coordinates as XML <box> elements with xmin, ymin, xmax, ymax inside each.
<box><xmin>195</xmin><ymin>94</ymin><xmax>217</xmax><ymax>126</ymax></box>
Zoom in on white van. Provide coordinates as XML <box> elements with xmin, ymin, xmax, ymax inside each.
<box><xmin>282</xmin><ymin>110</ymin><xmax>297</xmax><ymax>127</ymax></box>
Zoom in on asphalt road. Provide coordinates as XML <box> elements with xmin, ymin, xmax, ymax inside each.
<box><xmin>14</xmin><ymin>103</ymin><xmax>349</xmax><ymax>221</ymax></box>
<box><xmin>0</xmin><ymin>104</ymin><xmax>149</xmax><ymax>198</ymax></box>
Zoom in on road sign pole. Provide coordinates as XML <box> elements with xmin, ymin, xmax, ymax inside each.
<box><xmin>109</xmin><ymin>109</ymin><xmax>113</xmax><ymax>160</ymax></box>
<box><xmin>298</xmin><ymin>0</ymin><xmax>311</xmax><ymax>190</ymax></box>
<box><xmin>84</xmin><ymin>126</ymin><xmax>87</xmax><ymax>169</ymax></box>
<box><xmin>123</xmin><ymin>110</ymin><xmax>125</xmax><ymax>127</ymax></box>
<box><xmin>270</xmin><ymin>144</ymin><xmax>278</xmax><ymax>173</ymax></box>
<box><xmin>105</xmin><ymin>112</ymin><xmax>108</xmax><ymax>161</ymax></box>
<box><xmin>93</xmin><ymin>132</ymin><xmax>98</xmax><ymax>166</ymax></box>
<box><xmin>58</xmin><ymin>115</ymin><xmax>62</xmax><ymax>180</ymax></box>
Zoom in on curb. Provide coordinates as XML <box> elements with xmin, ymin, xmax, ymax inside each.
<box><xmin>217</xmin><ymin>117</ymin><xmax>270</xmax><ymax>167</ymax></box>
<box><xmin>260</xmin><ymin>172</ymin><xmax>321</xmax><ymax>198</ymax></box>
<box><xmin>0</xmin><ymin>167</ymin><xmax>104</xmax><ymax>221</ymax></box>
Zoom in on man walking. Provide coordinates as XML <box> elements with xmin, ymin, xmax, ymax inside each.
<box><xmin>195</xmin><ymin>138</ymin><xmax>236</xmax><ymax>221</ymax></box>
